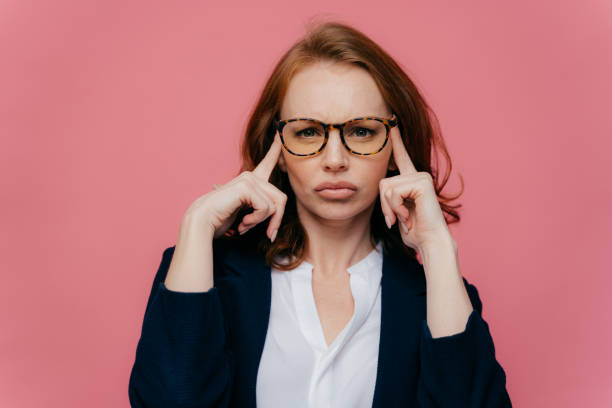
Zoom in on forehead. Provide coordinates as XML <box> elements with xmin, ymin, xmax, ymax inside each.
<box><xmin>280</xmin><ymin>61</ymin><xmax>389</xmax><ymax>122</ymax></box>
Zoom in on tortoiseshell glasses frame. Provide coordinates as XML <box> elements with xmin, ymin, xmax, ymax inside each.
<box><xmin>273</xmin><ymin>113</ymin><xmax>399</xmax><ymax>157</ymax></box>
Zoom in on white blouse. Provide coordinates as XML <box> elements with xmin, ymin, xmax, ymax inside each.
<box><xmin>256</xmin><ymin>240</ymin><xmax>384</xmax><ymax>408</ymax></box>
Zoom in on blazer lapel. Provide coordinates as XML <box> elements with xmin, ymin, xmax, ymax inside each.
<box><xmin>223</xmin><ymin>242</ymin><xmax>426</xmax><ymax>408</ymax></box>
<box><xmin>372</xmin><ymin>247</ymin><xmax>427</xmax><ymax>407</ymax></box>
<box><xmin>219</xmin><ymin>243</ymin><xmax>272</xmax><ymax>408</ymax></box>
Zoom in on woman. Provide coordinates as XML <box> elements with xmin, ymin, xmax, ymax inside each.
<box><xmin>129</xmin><ymin>21</ymin><xmax>511</xmax><ymax>407</ymax></box>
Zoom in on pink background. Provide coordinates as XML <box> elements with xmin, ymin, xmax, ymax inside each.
<box><xmin>1</xmin><ymin>1</ymin><xmax>611</xmax><ymax>406</ymax></box>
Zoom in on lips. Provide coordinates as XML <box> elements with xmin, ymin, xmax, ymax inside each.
<box><xmin>314</xmin><ymin>181</ymin><xmax>358</xmax><ymax>200</ymax></box>
<box><xmin>314</xmin><ymin>181</ymin><xmax>358</xmax><ymax>191</ymax></box>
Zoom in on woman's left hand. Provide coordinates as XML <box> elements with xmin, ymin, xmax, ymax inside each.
<box><xmin>379</xmin><ymin>127</ymin><xmax>453</xmax><ymax>252</ymax></box>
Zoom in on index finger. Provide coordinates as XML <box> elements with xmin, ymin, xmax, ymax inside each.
<box><xmin>252</xmin><ymin>131</ymin><xmax>283</xmax><ymax>180</ymax></box>
<box><xmin>390</xmin><ymin>128</ymin><xmax>417</xmax><ymax>174</ymax></box>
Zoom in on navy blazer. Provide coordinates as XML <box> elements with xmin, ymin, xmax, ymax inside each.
<box><xmin>129</xmin><ymin>237</ymin><xmax>512</xmax><ymax>407</ymax></box>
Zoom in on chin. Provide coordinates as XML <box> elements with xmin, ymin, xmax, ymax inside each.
<box><xmin>308</xmin><ymin>198</ymin><xmax>373</xmax><ymax>220</ymax></box>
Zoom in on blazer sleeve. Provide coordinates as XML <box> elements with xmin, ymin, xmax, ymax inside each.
<box><xmin>416</xmin><ymin>277</ymin><xmax>512</xmax><ymax>407</ymax></box>
<box><xmin>128</xmin><ymin>240</ymin><xmax>234</xmax><ymax>408</ymax></box>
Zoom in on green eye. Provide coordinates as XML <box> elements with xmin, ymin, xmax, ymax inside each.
<box><xmin>296</xmin><ymin>128</ymin><xmax>319</xmax><ymax>138</ymax></box>
<box><xmin>353</xmin><ymin>127</ymin><xmax>373</xmax><ymax>137</ymax></box>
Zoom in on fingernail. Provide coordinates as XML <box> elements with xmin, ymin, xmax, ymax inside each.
<box><xmin>400</xmin><ymin>220</ymin><xmax>408</xmax><ymax>233</ymax></box>
<box><xmin>384</xmin><ymin>215</ymin><xmax>391</xmax><ymax>229</ymax></box>
<box><xmin>270</xmin><ymin>229</ymin><xmax>277</xmax><ymax>242</ymax></box>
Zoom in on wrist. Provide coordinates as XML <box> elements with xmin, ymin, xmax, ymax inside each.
<box><xmin>418</xmin><ymin>232</ymin><xmax>457</xmax><ymax>264</ymax></box>
<box><xmin>180</xmin><ymin>210</ymin><xmax>216</xmax><ymax>241</ymax></box>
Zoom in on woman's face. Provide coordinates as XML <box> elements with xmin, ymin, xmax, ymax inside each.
<box><xmin>278</xmin><ymin>60</ymin><xmax>396</xmax><ymax>223</ymax></box>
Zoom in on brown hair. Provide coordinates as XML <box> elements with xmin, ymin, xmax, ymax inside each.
<box><xmin>224</xmin><ymin>20</ymin><xmax>463</xmax><ymax>269</ymax></box>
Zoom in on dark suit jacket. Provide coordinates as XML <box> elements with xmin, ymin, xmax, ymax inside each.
<box><xmin>129</xmin><ymin>237</ymin><xmax>512</xmax><ymax>407</ymax></box>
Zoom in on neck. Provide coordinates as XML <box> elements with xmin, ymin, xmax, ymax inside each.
<box><xmin>298</xmin><ymin>201</ymin><xmax>377</xmax><ymax>280</ymax></box>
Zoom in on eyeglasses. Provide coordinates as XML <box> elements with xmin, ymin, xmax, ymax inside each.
<box><xmin>273</xmin><ymin>113</ymin><xmax>398</xmax><ymax>156</ymax></box>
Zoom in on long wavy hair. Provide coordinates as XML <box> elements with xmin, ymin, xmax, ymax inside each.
<box><xmin>221</xmin><ymin>20</ymin><xmax>463</xmax><ymax>270</ymax></box>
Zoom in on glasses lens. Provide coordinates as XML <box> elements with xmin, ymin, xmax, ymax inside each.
<box><xmin>344</xmin><ymin>119</ymin><xmax>387</xmax><ymax>154</ymax></box>
<box><xmin>281</xmin><ymin>118</ymin><xmax>388</xmax><ymax>155</ymax></box>
<box><xmin>282</xmin><ymin>120</ymin><xmax>326</xmax><ymax>155</ymax></box>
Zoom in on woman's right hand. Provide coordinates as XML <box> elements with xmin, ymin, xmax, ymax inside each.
<box><xmin>183</xmin><ymin>131</ymin><xmax>287</xmax><ymax>242</ymax></box>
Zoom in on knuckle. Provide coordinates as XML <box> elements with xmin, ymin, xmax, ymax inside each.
<box><xmin>421</xmin><ymin>175</ymin><xmax>432</xmax><ymax>186</ymax></box>
<box><xmin>271</xmin><ymin>199</ymin><xmax>283</xmax><ymax>213</ymax></box>
<box><xmin>237</xmin><ymin>176</ymin><xmax>251</xmax><ymax>188</ymax></box>
<box><xmin>419</xmin><ymin>171</ymin><xmax>432</xmax><ymax>180</ymax></box>
<box><xmin>385</xmin><ymin>187</ymin><xmax>394</xmax><ymax>199</ymax></box>
<box><xmin>269</xmin><ymin>184</ymin><xmax>286</xmax><ymax>198</ymax></box>
<box><xmin>241</xmin><ymin>181</ymin><xmax>255</xmax><ymax>195</ymax></box>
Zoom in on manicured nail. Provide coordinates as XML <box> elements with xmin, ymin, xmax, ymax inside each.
<box><xmin>384</xmin><ymin>215</ymin><xmax>391</xmax><ymax>229</ymax></box>
<box><xmin>400</xmin><ymin>220</ymin><xmax>409</xmax><ymax>233</ymax></box>
<box><xmin>270</xmin><ymin>229</ymin><xmax>277</xmax><ymax>242</ymax></box>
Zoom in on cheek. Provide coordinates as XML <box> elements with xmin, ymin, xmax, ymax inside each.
<box><xmin>284</xmin><ymin>161</ymin><xmax>312</xmax><ymax>191</ymax></box>
<box><xmin>369</xmin><ymin>158</ymin><xmax>392</xmax><ymax>182</ymax></box>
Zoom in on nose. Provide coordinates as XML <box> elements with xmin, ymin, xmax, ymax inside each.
<box><xmin>320</xmin><ymin>126</ymin><xmax>349</xmax><ymax>171</ymax></box>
